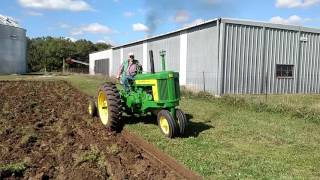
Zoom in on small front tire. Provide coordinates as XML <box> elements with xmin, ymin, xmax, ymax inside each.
<box><xmin>176</xmin><ymin>109</ymin><xmax>188</xmax><ymax>135</ymax></box>
<box><xmin>88</xmin><ymin>99</ymin><xmax>97</xmax><ymax>117</ymax></box>
<box><xmin>157</xmin><ymin>110</ymin><xmax>178</xmax><ymax>138</ymax></box>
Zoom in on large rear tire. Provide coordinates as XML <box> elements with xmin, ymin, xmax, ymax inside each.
<box><xmin>97</xmin><ymin>83</ymin><xmax>123</xmax><ymax>132</ymax></box>
<box><xmin>157</xmin><ymin>110</ymin><xmax>178</xmax><ymax>138</ymax></box>
<box><xmin>176</xmin><ymin>109</ymin><xmax>188</xmax><ymax>136</ymax></box>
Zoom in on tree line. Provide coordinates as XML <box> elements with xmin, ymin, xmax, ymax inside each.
<box><xmin>27</xmin><ymin>36</ymin><xmax>112</xmax><ymax>72</ymax></box>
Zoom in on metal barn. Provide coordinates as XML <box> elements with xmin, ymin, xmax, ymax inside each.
<box><xmin>0</xmin><ymin>15</ymin><xmax>27</xmax><ymax>74</ymax></box>
<box><xmin>89</xmin><ymin>18</ymin><xmax>320</xmax><ymax>96</ymax></box>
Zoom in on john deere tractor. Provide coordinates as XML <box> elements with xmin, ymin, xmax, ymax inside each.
<box><xmin>88</xmin><ymin>50</ymin><xmax>188</xmax><ymax>138</ymax></box>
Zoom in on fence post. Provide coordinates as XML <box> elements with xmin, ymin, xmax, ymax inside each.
<box><xmin>265</xmin><ymin>73</ymin><xmax>268</xmax><ymax>103</ymax></box>
<box><xmin>62</xmin><ymin>58</ymin><xmax>65</xmax><ymax>74</ymax></box>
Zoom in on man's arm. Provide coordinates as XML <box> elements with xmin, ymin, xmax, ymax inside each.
<box><xmin>116</xmin><ymin>62</ymin><xmax>124</xmax><ymax>79</ymax></box>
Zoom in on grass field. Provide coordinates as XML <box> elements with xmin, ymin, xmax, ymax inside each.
<box><xmin>2</xmin><ymin>74</ymin><xmax>320</xmax><ymax>179</ymax></box>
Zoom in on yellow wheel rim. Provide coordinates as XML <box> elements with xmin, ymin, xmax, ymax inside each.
<box><xmin>88</xmin><ymin>104</ymin><xmax>92</xmax><ymax>115</ymax></box>
<box><xmin>98</xmin><ymin>90</ymin><xmax>109</xmax><ymax>125</ymax></box>
<box><xmin>159</xmin><ymin>116</ymin><xmax>170</xmax><ymax>135</ymax></box>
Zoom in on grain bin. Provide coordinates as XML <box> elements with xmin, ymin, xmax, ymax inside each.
<box><xmin>0</xmin><ymin>15</ymin><xmax>27</xmax><ymax>74</ymax></box>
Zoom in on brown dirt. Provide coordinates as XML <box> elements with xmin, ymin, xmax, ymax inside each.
<box><xmin>0</xmin><ymin>81</ymin><xmax>180</xmax><ymax>180</ymax></box>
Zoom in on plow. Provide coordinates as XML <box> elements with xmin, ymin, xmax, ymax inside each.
<box><xmin>88</xmin><ymin>50</ymin><xmax>188</xmax><ymax>138</ymax></box>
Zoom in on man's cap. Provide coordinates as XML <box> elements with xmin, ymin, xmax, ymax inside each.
<box><xmin>128</xmin><ymin>52</ymin><xmax>134</xmax><ymax>57</ymax></box>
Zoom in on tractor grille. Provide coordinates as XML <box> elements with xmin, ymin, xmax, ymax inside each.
<box><xmin>157</xmin><ymin>78</ymin><xmax>180</xmax><ymax>101</ymax></box>
<box><xmin>158</xmin><ymin>80</ymin><xmax>168</xmax><ymax>100</ymax></box>
<box><xmin>174</xmin><ymin>78</ymin><xmax>180</xmax><ymax>99</ymax></box>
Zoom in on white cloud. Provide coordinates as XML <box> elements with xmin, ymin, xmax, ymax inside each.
<box><xmin>96</xmin><ymin>40</ymin><xmax>107</xmax><ymax>43</ymax></box>
<box><xmin>269</xmin><ymin>15</ymin><xmax>306</xmax><ymax>25</ymax></box>
<box><xmin>275</xmin><ymin>0</ymin><xmax>320</xmax><ymax>8</ymax></box>
<box><xmin>26</xmin><ymin>11</ymin><xmax>43</xmax><ymax>16</ymax></box>
<box><xmin>132</xmin><ymin>23</ymin><xmax>149</xmax><ymax>32</ymax></box>
<box><xmin>123</xmin><ymin>11</ymin><xmax>135</xmax><ymax>17</ymax></box>
<box><xmin>96</xmin><ymin>39</ymin><xmax>114</xmax><ymax>45</ymax></box>
<box><xmin>18</xmin><ymin>0</ymin><xmax>92</xmax><ymax>11</ymax></box>
<box><xmin>174</xmin><ymin>10</ymin><xmax>190</xmax><ymax>23</ymax></box>
<box><xmin>71</xmin><ymin>23</ymin><xmax>114</xmax><ymax>35</ymax></box>
<box><xmin>183</xmin><ymin>18</ymin><xmax>205</xmax><ymax>27</ymax></box>
<box><xmin>96</xmin><ymin>37</ymin><xmax>117</xmax><ymax>46</ymax></box>
<box><xmin>59</xmin><ymin>23</ymin><xmax>71</xmax><ymax>29</ymax></box>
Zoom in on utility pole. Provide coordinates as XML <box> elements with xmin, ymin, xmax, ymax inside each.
<box><xmin>62</xmin><ymin>58</ymin><xmax>65</xmax><ymax>74</ymax></box>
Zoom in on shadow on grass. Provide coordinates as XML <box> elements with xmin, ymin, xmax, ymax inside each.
<box><xmin>183</xmin><ymin>114</ymin><xmax>214</xmax><ymax>138</ymax></box>
<box><xmin>124</xmin><ymin>113</ymin><xmax>214</xmax><ymax>138</ymax></box>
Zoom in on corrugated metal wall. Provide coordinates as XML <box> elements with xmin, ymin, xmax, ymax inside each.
<box><xmin>298</xmin><ymin>32</ymin><xmax>320</xmax><ymax>93</ymax></box>
<box><xmin>94</xmin><ymin>19</ymin><xmax>320</xmax><ymax>95</ymax></box>
<box><xmin>94</xmin><ymin>59</ymin><xmax>109</xmax><ymax>75</ymax></box>
<box><xmin>264</xmin><ymin>28</ymin><xmax>299</xmax><ymax>94</ymax></box>
<box><xmin>112</xmin><ymin>48</ymin><xmax>121</xmax><ymax>76</ymax></box>
<box><xmin>0</xmin><ymin>24</ymin><xmax>26</xmax><ymax>74</ymax></box>
<box><xmin>186</xmin><ymin>23</ymin><xmax>219</xmax><ymax>94</ymax></box>
<box><xmin>223</xmin><ymin>24</ymin><xmax>264</xmax><ymax>94</ymax></box>
<box><xmin>123</xmin><ymin>43</ymin><xmax>143</xmax><ymax>64</ymax></box>
<box><xmin>221</xmin><ymin>23</ymin><xmax>307</xmax><ymax>95</ymax></box>
<box><xmin>147</xmin><ymin>33</ymin><xmax>180</xmax><ymax>72</ymax></box>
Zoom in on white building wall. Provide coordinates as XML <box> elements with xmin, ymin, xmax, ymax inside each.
<box><xmin>179</xmin><ymin>32</ymin><xmax>187</xmax><ymax>85</ymax></box>
<box><xmin>89</xmin><ymin>49</ymin><xmax>112</xmax><ymax>75</ymax></box>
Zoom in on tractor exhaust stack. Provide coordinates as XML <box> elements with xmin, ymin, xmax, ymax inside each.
<box><xmin>149</xmin><ymin>50</ymin><xmax>155</xmax><ymax>74</ymax></box>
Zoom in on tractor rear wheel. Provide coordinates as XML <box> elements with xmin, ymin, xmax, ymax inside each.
<box><xmin>157</xmin><ymin>110</ymin><xmax>178</xmax><ymax>138</ymax></box>
<box><xmin>88</xmin><ymin>98</ymin><xmax>97</xmax><ymax>117</ymax></box>
<box><xmin>176</xmin><ymin>109</ymin><xmax>188</xmax><ymax>136</ymax></box>
<box><xmin>97</xmin><ymin>83</ymin><xmax>123</xmax><ymax>132</ymax></box>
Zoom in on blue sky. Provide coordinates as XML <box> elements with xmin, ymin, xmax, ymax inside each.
<box><xmin>0</xmin><ymin>0</ymin><xmax>319</xmax><ymax>45</ymax></box>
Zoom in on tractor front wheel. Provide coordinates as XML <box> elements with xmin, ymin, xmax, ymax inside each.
<box><xmin>157</xmin><ymin>110</ymin><xmax>178</xmax><ymax>138</ymax></box>
<box><xmin>97</xmin><ymin>83</ymin><xmax>123</xmax><ymax>132</ymax></box>
<box><xmin>88</xmin><ymin>98</ymin><xmax>97</xmax><ymax>117</ymax></box>
<box><xmin>176</xmin><ymin>109</ymin><xmax>188</xmax><ymax>136</ymax></box>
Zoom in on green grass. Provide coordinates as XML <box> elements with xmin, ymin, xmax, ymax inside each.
<box><xmin>1</xmin><ymin>74</ymin><xmax>320</xmax><ymax>179</ymax></box>
<box><xmin>230</xmin><ymin>94</ymin><xmax>320</xmax><ymax>111</ymax></box>
<box><xmin>125</xmin><ymin>96</ymin><xmax>320</xmax><ymax>179</ymax></box>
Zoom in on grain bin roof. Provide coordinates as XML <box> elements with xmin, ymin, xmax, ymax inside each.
<box><xmin>112</xmin><ymin>17</ymin><xmax>320</xmax><ymax>49</ymax></box>
<box><xmin>0</xmin><ymin>14</ymin><xmax>19</xmax><ymax>27</ymax></box>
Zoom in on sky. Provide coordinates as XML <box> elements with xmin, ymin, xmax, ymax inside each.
<box><xmin>0</xmin><ymin>0</ymin><xmax>319</xmax><ymax>46</ymax></box>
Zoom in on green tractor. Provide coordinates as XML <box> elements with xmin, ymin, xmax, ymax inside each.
<box><xmin>88</xmin><ymin>50</ymin><xmax>188</xmax><ymax>138</ymax></box>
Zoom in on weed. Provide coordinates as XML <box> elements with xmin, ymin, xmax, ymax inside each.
<box><xmin>75</xmin><ymin>145</ymin><xmax>100</xmax><ymax>165</ymax></box>
<box><xmin>0</xmin><ymin>162</ymin><xmax>27</xmax><ymax>178</ymax></box>
<box><xmin>97</xmin><ymin>154</ymin><xmax>110</xmax><ymax>178</ymax></box>
<box><xmin>20</xmin><ymin>133</ymin><xmax>38</xmax><ymax>147</ymax></box>
<box><xmin>106</xmin><ymin>144</ymin><xmax>119</xmax><ymax>155</ymax></box>
<box><xmin>74</xmin><ymin>145</ymin><xmax>111</xmax><ymax>178</ymax></box>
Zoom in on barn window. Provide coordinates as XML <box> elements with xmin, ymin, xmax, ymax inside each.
<box><xmin>276</xmin><ymin>64</ymin><xmax>294</xmax><ymax>78</ymax></box>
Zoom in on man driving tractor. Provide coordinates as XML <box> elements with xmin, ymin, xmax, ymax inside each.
<box><xmin>89</xmin><ymin>50</ymin><xmax>188</xmax><ymax>138</ymax></box>
<box><xmin>116</xmin><ymin>52</ymin><xmax>142</xmax><ymax>91</ymax></box>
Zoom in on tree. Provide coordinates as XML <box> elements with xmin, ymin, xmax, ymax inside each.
<box><xmin>95</xmin><ymin>42</ymin><xmax>112</xmax><ymax>51</ymax></box>
<box><xmin>26</xmin><ymin>36</ymin><xmax>111</xmax><ymax>72</ymax></box>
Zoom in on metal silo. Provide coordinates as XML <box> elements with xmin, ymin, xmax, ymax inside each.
<box><xmin>0</xmin><ymin>15</ymin><xmax>27</xmax><ymax>74</ymax></box>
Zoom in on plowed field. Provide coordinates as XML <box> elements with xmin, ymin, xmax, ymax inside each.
<box><xmin>0</xmin><ymin>81</ymin><xmax>179</xmax><ymax>179</ymax></box>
